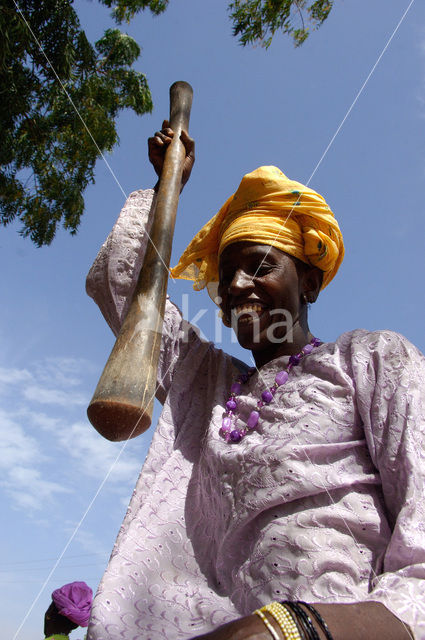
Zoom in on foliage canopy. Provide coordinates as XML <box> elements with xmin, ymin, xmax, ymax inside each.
<box><xmin>0</xmin><ymin>0</ymin><xmax>154</xmax><ymax>245</ymax></box>
<box><xmin>229</xmin><ymin>1</ymin><xmax>334</xmax><ymax>48</ymax></box>
<box><xmin>1</xmin><ymin>0</ymin><xmax>334</xmax><ymax>245</ymax></box>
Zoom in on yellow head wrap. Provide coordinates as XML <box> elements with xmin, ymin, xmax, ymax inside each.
<box><xmin>171</xmin><ymin>166</ymin><xmax>344</xmax><ymax>296</ymax></box>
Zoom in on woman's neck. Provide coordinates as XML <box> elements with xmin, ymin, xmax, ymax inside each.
<box><xmin>252</xmin><ymin>325</ymin><xmax>315</xmax><ymax>368</ymax></box>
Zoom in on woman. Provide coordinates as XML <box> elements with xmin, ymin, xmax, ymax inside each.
<box><xmin>44</xmin><ymin>581</ymin><xmax>92</xmax><ymax>640</ymax></box>
<box><xmin>86</xmin><ymin>125</ymin><xmax>425</xmax><ymax>639</ymax></box>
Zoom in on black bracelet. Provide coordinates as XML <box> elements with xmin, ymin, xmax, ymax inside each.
<box><xmin>298</xmin><ymin>602</ymin><xmax>334</xmax><ymax>640</ymax></box>
<box><xmin>282</xmin><ymin>601</ymin><xmax>320</xmax><ymax>640</ymax></box>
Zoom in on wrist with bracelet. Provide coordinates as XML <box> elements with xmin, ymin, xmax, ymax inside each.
<box><xmin>253</xmin><ymin>601</ymin><xmax>334</xmax><ymax>640</ymax></box>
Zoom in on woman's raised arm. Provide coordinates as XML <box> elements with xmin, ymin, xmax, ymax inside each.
<box><xmin>86</xmin><ymin>122</ymin><xmax>195</xmax><ymax>335</ymax></box>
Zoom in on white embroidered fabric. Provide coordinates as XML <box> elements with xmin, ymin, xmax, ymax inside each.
<box><xmin>86</xmin><ymin>190</ymin><xmax>425</xmax><ymax>639</ymax></box>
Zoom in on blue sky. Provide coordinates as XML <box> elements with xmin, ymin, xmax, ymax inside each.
<box><xmin>2</xmin><ymin>0</ymin><xmax>425</xmax><ymax>637</ymax></box>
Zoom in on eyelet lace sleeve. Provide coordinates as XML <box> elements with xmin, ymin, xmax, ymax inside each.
<box><xmin>86</xmin><ymin>189</ymin><xmax>205</xmax><ymax>404</ymax></box>
<box><xmin>86</xmin><ymin>189</ymin><xmax>157</xmax><ymax>335</ymax></box>
<box><xmin>351</xmin><ymin>329</ymin><xmax>425</xmax><ymax>638</ymax></box>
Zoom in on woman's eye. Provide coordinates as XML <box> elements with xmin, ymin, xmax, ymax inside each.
<box><xmin>254</xmin><ymin>264</ymin><xmax>272</xmax><ymax>276</ymax></box>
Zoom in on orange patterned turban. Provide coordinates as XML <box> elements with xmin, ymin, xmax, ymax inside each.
<box><xmin>170</xmin><ymin>166</ymin><xmax>344</xmax><ymax>294</ymax></box>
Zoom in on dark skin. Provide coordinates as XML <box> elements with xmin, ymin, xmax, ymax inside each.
<box><xmin>148</xmin><ymin>125</ymin><xmax>414</xmax><ymax>640</ymax></box>
<box><xmin>148</xmin><ymin>119</ymin><xmax>195</xmax><ymax>191</ymax></box>
<box><xmin>218</xmin><ymin>242</ymin><xmax>322</xmax><ymax>366</ymax></box>
<box><xmin>44</xmin><ymin>601</ymin><xmax>78</xmax><ymax>637</ymax></box>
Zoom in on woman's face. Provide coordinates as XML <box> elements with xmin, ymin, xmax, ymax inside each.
<box><xmin>218</xmin><ymin>242</ymin><xmax>308</xmax><ymax>358</ymax></box>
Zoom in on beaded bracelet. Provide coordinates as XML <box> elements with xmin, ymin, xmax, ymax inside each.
<box><xmin>282</xmin><ymin>602</ymin><xmax>320</xmax><ymax>640</ymax></box>
<box><xmin>254</xmin><ymin>608</ymin><xmax>281</xmax><ymax>640</ymax></box>
<box><xmin>260</xmin><ymin>602</ymin><xmax>302</xmax><ymax>640</ymax></box>
<box><xmin>298</xmin><ymin>603</ymin><xmax>334</xmax><ymax>640</ymax></box>
<box><xmin>282</xmin><ymin>603</ymin><xmax>311</xmax><ymax>640</ymax></box>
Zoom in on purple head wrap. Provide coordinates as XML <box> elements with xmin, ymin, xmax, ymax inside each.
<box><xmin>51</xmin><ymin>581</ymin><xmax>93</xmax><ymax>627</ymax></box>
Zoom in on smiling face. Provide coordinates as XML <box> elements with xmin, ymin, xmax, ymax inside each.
<box><xmin>218</xmin><ymin>242</ymin><xmax>321</xmax><ymax>366</ymax></box>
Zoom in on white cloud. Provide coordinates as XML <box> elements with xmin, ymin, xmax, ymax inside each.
<box><xmin>23</xmin><ymin>384</ymin><xmax>88</xmax><ymax>407</ymax></box>
<box><xmin>34</xmin><ymin>357</ymin><xmax>96</xmax><ymax>389</ymax></box>
<box><xmin>0</xmin><ymin>357</ymin><xmax>93</xmax><ymax>512</ymax></box>
<box><xmin>3</xmin><ymin>467</ymin><xmax>70</xmax><ymax>511</ymax></box>
<box><xmin>0</xmin><ymin>366</ymin><xmax>33</xmax><ymax>394</ymax></box>
<box><xmin>22</xmin><ymin>410</ymin><xmax>61</xmax><ymax>432</ymax></box>
<box><xmin>70</xmin><ymin>527</ymin><xmax>111</xmax><ymax>560</ymax></box>
<box><xmin>0</xmin><ymin>366</ymin><xmax>32</xmax><ymax>384</ymax></box>
<box><xmin>0</xmin><ymin>410</ymin><xmax>41</xmax><ymax>468</ymax></box>
<box><xmin>57</xmin><ymin>421</ymin><xmax>141</xmax><ymax>483</ymax></box>
<box><xmin>0</xmin><ymin>408</ymin><xmax>70</xmax><ymax>510</ymax></box>
<box><xmin>0</xmin><ymin>356</ymin><xmax>141</xmax><ymax>516</ymax></box>
<box><xmin>11</xmin><ymin>356</ymin><xmax>93</xmax><ymax>406</ymax></box>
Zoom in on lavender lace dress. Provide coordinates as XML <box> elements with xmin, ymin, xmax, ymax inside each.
<box><xmin>86</xmin><ymin>190</ymin><xmax>425</xmax><ymax>640</ymax></box>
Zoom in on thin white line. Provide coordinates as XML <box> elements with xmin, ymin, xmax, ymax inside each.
<box><xmin>12</xmin><ymin>0</ymin><xmax>127</xmax><ymax>200</ymax></box>
<box><xmin>12</xmin><ymin>0</ymin><xmax>174</xmax><ymax>277</ymax></box>
<box><xmin>12</xmin><ymin>352</ymin><xmax>176</xmax><ymax>639</ymax></box>
<box><xmin>12</xmin><ymin>469</ymin><xmax>117</xmax><ymax>639</ymax></box>
<box><xmin>306</xmin><ymin>0</ymin><xmax>416</xmax><ymax>186</ymax></box>
<box><xmin>11</xmin><ymin>5</ymin><xmax>183</xmax><ymax>633</ymax></box>
<box><xmin>251</xmin><ymin>0</ymin><xmax>415</xmax><ymax>280</ymax></box>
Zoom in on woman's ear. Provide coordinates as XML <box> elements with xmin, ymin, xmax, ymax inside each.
<box><xmin>302</xmin><ymin>266</ymin><xmax>323</xmax><ymax>303</ymax></box>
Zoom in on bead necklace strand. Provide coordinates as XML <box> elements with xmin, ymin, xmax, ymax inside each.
<box><xmin>220</xmin><ymin>337</ymin><xmax>322</xmax><ymax>444</ymax></box>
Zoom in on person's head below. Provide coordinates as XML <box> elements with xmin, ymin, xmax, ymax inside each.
<box><xmin>44</xmin><ymin>581</ymin><xmax>93</xmax><ymax>639</ymax></box>
<box><xmin>44</xmin><ymin>601</ymin><xmax>78</xmax><ymax>637</ymax></box>
<box><xmin>171</xmin><ymin>166</ymin><xmax>344</xmax><ymax>367</ymax></box>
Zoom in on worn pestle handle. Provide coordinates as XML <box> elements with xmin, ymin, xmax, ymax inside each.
<box><xmin>87</xmin><ymin>81</ymin><xmax>193</xmax><ymax>441</ymax></box>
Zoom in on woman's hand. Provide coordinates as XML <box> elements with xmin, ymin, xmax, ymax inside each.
<box><xmin>189</xmin><ymin>613</ymin><xmax>281</xmax><ymax>640</ymax></box>
<box><xmin>148</xmin><ymin>120</ymin><xmax>195</xmax><ymax>191</ymax></box>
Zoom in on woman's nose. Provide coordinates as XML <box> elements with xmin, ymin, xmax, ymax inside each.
<box><xmin>228</xmin><ymin>268</ymin><xmax>254</xmax><ymax>294</ymax></box>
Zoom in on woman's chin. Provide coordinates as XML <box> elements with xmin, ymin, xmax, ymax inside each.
<box><xmin>234</xmin><ymin>322</ymin><xmax>297</xmax><ymax>362</ymax></box>
<box><xmin>234</xmin><ymin>318</ymin><xmax>278</xmax><ymax>353</ymax></box>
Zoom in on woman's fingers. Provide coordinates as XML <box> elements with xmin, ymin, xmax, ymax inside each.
<box><xmin>181</xmin><ymin>129</ymin><xmax>195</xmax><ymax>155</ymax></box>
<box><xmin>180</xmin><ymin>129</ymin><xmax>195</xmax><ymax>187</ymax></box>
<box><xmin>148</xmin><ymin>122</ymin><xmax>195</xmax><ymax>187</ymax></box>
<box><xmin>152</xmin><ymin>131</ymin><xmax>172</xmax><ymax>146</ymax></box>
<box><xmin>148</xmin><ymin>127</ymin><xmax>173</xmax><ymax>177</ymax></box>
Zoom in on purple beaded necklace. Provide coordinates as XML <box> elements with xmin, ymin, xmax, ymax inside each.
<box><xmin>220</xmin><ymin>337</ymin><xmax>322</xmax><ymax>443</ymax></box>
